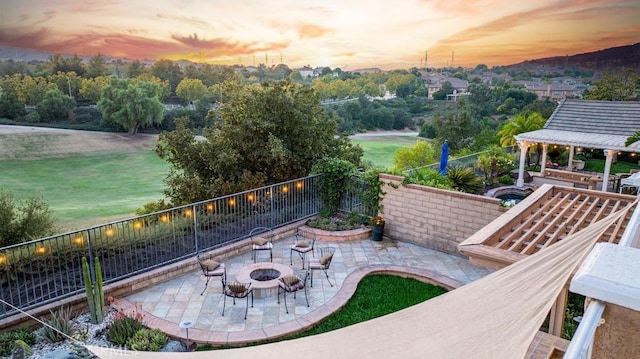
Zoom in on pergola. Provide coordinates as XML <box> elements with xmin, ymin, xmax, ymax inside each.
<box><xmin>514</xmin><ymin>99</ymin><xmax>640</xmax><ymax>191</ymax></box>
<box><xmin>459</xmin><ymin>184</ymin><xmax>638</xmax><ymax>337</ymax></box>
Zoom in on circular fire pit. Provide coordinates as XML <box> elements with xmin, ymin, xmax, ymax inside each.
<box><xmin>236</xmin><ymin>262</ymin><xmax>293</xmax><ymax>298</ymax></box>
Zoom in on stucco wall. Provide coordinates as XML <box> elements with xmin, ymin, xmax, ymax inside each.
<box><xmin>592</xmin><ymin>304</ymin><xmax>640</xmax><ymax>358</ymax></box>
<box><xmin>379</xmin><ymin>174</ymin><xmax>505</xmax><ymax>255</ymax></box>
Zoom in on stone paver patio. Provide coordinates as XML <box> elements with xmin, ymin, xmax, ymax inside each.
<box><xmin>119</xmin><ymin>236</ymin><xmax>491</xmax><ymax>345</ymax></box>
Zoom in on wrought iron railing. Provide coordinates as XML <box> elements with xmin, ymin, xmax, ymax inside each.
<box><xmin>1</xmin><ymin>174</ymin><xmax>354</xmax><ymax>319</ymax></box>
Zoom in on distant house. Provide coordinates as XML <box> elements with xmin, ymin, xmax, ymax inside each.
<box><xmin>296</xmin><ymin>66</ymin><xmax>316</xmax><ymax>79</ymax></box>
<box><xmin>422</xmin><ymin>72</ymin><xmax>469</xmax><ymax>99</ymax></box>
<box><xmin>514</xmin><ymin>80</ymin><xmax>584</xmax><ymax>101</ymax></box>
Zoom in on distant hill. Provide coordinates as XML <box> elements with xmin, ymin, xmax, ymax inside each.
<box><xmin>504</xmin><ymin>43</ymin><xmax>640</xmax><ymax>72</ymax></box>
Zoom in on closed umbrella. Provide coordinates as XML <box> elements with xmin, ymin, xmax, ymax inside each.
<box><xmin>438</xmin><ymin>141</ymin><xmax>449</xmax><ymax>175</ymax></box>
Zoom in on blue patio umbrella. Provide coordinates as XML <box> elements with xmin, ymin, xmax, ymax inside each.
<box><xmin>438</xmin><ymin>141</ymin><xmax>449</xmax><ymax>175</ymax></box>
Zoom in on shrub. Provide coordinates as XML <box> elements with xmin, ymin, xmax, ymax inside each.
<box><xmin>24</xmin><ymin>111</ymin><xmax>41</xmax><ymax>123</ymax></box>
<box><xmin>126</xmin><ymin>328</ymin><xmax>168</xmax><ymax>352</ymax></box>
<box><xmin>135</xmin><ymin>199</ymin><xmax>173</xmax><ymax>216</ymax></box>
<box><xmin>403</xmin><ymin>168</ymin><xmax>452</xmax><ymax>190</ymax></box>
<box><xmin>311</xmin><ymin>157</ymin><xmax>357</xmax><ymax>215</ymax></box>
<box><xmin>0</xmin><ymin>328</ymin><xmax>36</xmax><ymax>357</ymax></box>
<box><xmin>42</xmin><ymin>306</ymin><xmax>75</xmax><ymax>343</ymax></box>
<box><xmin>498</xmin><ymin>175</ymin><xmax>515</xmax><ymax>185</ymax></box>
<box><xmin>447</xmin><ymin>166</ymin><xmax>484</xmax><ymax>194</ymax></box>
<box><xmin>107</xmin><ymin>311</ymin><xmax>145</xmax><ymax>347</ymax></box>
<box><xmin>0</xmin><ymin>190</ymin><xmax>58</xmax><ymax>247</ymax></box>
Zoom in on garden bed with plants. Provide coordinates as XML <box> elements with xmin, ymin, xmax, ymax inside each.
<box><xmin>301</xmin><ymin>212</ymin><xmax>372</xmax><ymax>241</ymax></box>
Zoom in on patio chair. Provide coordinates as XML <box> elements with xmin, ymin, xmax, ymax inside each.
<box><xmin>196</xmin><ymin>252</ymin><xmax>226</xmax><ymax>296</ymax></box>
<box><xmin>250</xmin><ymin>227</ymin><xmax>274</xmax><ymax>263</ymax></box>
<box><xmin>290</xmin><ymin>230</ymin><xmax>316</xmax><ymax>269</ymax></box>
<box><xmin>222</xmin><ymin>280</ymin><xmax>253</xmax><ymax>320</ymax></box>
<box><xmin>308</xmin><ymin>247</ymin><xmax>335</xmax><ymax>287</ymax></box>
<box><xmin>277</xmin><ymin>270</ymin><xmax>310</xmax><ymax>314</ymax></box>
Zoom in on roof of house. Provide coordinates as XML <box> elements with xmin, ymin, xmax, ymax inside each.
<box><xmin>515</xmin><ymin>99</ymin><xmax>640</xmax><ymax>151</ymax></box>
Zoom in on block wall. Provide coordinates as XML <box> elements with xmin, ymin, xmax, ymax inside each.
<box><xmin>379</xmin><ymin>174</ymin><xmax>505</xmax><ymax>255</ymax></box>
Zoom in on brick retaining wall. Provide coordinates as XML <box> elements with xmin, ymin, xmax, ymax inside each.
<box><xmin>379</xmin><ymin>174</ymin><xmax>505</xmax><ymax>255</ymax></box>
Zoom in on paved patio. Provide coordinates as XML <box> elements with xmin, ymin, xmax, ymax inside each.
<box><xmin>120</xmin><ymin>236</ymin><xmax>491</xmax><ymax>345</ymax></box>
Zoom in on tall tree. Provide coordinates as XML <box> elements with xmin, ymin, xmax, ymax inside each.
<box><xmin>36</xmin><ymin>88</ymin><xmax>76</xmax><ymax>122</ymax></box>
<box><xmin>79</xmin><ymin>76</ymin><xmax>111</xmax><ymax>102</ymax></box>
<box><xmin>175</xmin><ymin>78</ymin><xmax>207</xmax><ymax>103</ymax></box>
<box><xmin>127</xmin><ymin>60</ymin><xmax>146</xmax><ymax>78</ymax></box>
<box><xmin>86</xmin><ymin>54</ymin><xmax>108</xmax><ymax>78</ymax></box>
<box><xmin>583</xmin><ymin>69</ymin><xmax>639</xmax><ymax>101</ymax></box>
<box><xmin>150</xmin><ymin>59</ymin><xmax>183</xmax><ymax>93</ymax></box>
<box><xmin>98</xmin><ymin>78</ymin><xmax>164</xmax><ymax>134</ymax></box>
<box><xmin>156</xmin><ymin>79</ymin><xmax>362</xmax><ymax>204</ymax></box>
<box><xmin>48</xmin><ymin>71</ymin><xmax>82</xmax><ymax>98</ymax></box>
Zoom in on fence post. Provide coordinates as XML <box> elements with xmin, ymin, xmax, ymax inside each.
<box><xmin>192</xmin><ymin>204</ymin><xmax>199</xmax><ymax>253</ymax></box>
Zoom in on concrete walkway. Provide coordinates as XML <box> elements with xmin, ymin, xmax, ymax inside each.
<box><xmin>120</xmin><ymin>236</ymin><xmax>491</xmax><ymax>345</ymax></box>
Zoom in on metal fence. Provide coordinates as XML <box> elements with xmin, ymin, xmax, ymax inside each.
<box><xmin>0</xmin><ymin>174</ymin><xmax>356</xmax><ymax>319</ymax></box>
<box><xmin>403</xmin><ymin>146</ymin><xmax>516</xmax><ymax>176</ymax></box>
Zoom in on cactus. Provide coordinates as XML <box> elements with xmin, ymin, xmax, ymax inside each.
<box><xmin>81</xmin><ymin>256</ymin><xmax>105</xmax><ymax>324</ymax></box>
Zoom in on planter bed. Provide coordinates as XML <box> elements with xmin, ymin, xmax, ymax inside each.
<box><xmin>298</xmin><ymin>225</ymin><xmax>372</xmax><ymax>242</ymax></box>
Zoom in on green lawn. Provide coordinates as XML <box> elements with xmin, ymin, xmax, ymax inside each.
<box><xmin>0</xmin><ymin>151</ymin><xmax>169</xmax><ymax>230</ymax></box>
<box><xmin>584</xmin><ymin>158</ymin><xmax>640</xmax><ymax>174</ymax></box>
<box><xmin>352</xmin><ymin>136</ymin><xmax>424</xmax><ymax>169</ymax></box>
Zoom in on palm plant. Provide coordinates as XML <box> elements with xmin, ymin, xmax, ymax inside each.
<box><xmin>497</xmin><ymin>111</ymin><xmax>546</xmax><ymax>166</ymax></box>
<box><xmin>625</xmin><ymin>131</ymin><xmax>640</xmax><ymax>147</ymax></box>
<box><xmin>447</xmin><ymin>166</ymin><xmax>484</xmax><ymax>194</ymax></box>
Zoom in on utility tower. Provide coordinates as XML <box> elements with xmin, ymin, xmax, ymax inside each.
<box><xmin>424</xmin><ymin>51</ymin><xmax>428</xmax><ymax>69</ymax></box>
<box><xmin>451</xmin><ymin>51</ymin><xmax>454</xmax><ymax>67</ymax></box>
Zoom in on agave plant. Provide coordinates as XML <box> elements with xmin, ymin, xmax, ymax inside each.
<box><xmin>447</xmin><ymin>166</ymin><xmax>484</xmax><ymax>194</ymax></box>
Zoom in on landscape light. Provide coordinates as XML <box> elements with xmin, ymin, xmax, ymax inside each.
<box><xmin>0</xmin><ymin>254</ymin><xmax>6</xmax><ymax>266</ymax></box>
<box><xmin>296</xmin><ymin>181</ymin><xmax>303</xmax><ymax>189</ymax></box>
<box><xmin>247</xmin><ymin>193</ymin><xmax>255</xmax><ymax>202</ymax></box>
<box><xmin>184</xmin><ymin>209</ymin><xmax>193</xmax><ymax>217</ymax></box>
<box><xmin>228</xmin><ymin>198</ymin><xmax>235</xmax><ymax>206</ymax></box>
<box><xmin>36</xmin><ymin>246</ymin><xmax>47</xmax><ymax>255</ymax></box>
<box><xmin>133</xmin><ymin>221</ymin><xmax>144</xmax><ymax>229</ymax></box>
<box><xmin>282</xmin><ymin>185</ymin><xmax>289</xmax><ymax>193</ymax></box>
<box><xmin>105</xmin><ymin>228</ymin><xmax>114</xmax><ymax>237</ymax></box>
<box><xmin>160</xmin><ymin>214</ymin><xmax>169</xmax><ymax>223</ymax></box>
<box><xmin>73</xmin><ymin>236</ymin><xmax>84</xmax><ymax>246</ymax></box>
<box><xmin>206</xmin><ymin>203</ymin><xmax>215</xmax><ymax>211</ymax></box>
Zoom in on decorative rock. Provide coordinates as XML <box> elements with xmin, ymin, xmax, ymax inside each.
<box><xmin>160</xmin><ymin>340</ymin><xmax>186</xmax><ymax>352</ymax></box>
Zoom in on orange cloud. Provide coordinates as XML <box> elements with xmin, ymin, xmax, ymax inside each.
<box><xmin>296</xmin><ymin>23</ymin><xmax>332</xmax><ymax>39</ymax></box>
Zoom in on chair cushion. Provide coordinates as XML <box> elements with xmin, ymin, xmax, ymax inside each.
<box><xmin>228</xmin><ymin>282</ymin><xmax>247</xmax><ymax>293</ymax></box>
<box><xmin>295</xmin><ymin>240</ymin><xmax>310</xmax><ymax>248</ymax></box>
<box><xmin>281</xmin><ymin>274</ymin><xmax>300</xmax><ymax>286</ymax></box>
<box><xmin>201</xmin><ymin>259</ymin><xmax>220</xmax><ymax>271</ymax></box>
<box><xmin>252</xmin><ymin>237</ymin><xmax>268</xmax><ymax>246</ymax></box>
<box><xmin>319</xmin><ymin>252</ymin><xmax>333</xmax><ymax>265</ymax></box>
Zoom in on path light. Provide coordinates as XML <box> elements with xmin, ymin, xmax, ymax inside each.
<box><xmin>159</xmin><ymin>214</ymin><xmax>169</xmax><ymax>223</ymax></box>
<box><xmin>184</xmin><ymin>209</ymin><xmax>193</xmax><ymax>217</ymax></box>
<box><xmin>133</xmin><ymin>221</ymin><xmax>144</xmax><ymax>229</ymax></box>
<box><xmin>36</xmin><ymin>245</ymin><xmax>47</xmax><ymax>255</ymax></box>
<box><xmin>73</xmin><ymin>236</ymin><xmax>84</xmax><ymax>246</ymax></box>
<box><xmin>179</xmin><ymin>320</ymin><xmax>194</xmax><ymax>351</ymax></box>
<box><xmin>228</xmin><ymin>198</ymin><xmax>235</xmax><ymax>206</ymax></box>
<box><xmin>0</xmin><ymin>254</ymin><xmax>6</xmax><ymax>266</ymax></box>
<box><xmin>296</xmin><ymin>181</ymin><xmax>303</xmax><ymax>190</ymax></box>
<box><xmin>247</xmin><ymin>193</ymin><xmax>255</xmax><ymax>202</ymax></box>
<box><xmin>282</xmin><ymin>185</ymin><xmax>289</xmax><ymax>194</ymax></box>
<box><xmin>105</xmin><ymin>227</ymin><xmax>114</xmax><ymax>237</ymax></box>
<box><xmin>206</xmin><ymin>203</ymin><xmax>215</xmax><ymax>212</ymax></box>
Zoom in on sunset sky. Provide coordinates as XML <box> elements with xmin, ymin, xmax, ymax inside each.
<box><xmin>0</xmin><ymin>0</ymin><xmax>638</xmax><ymax>70</ymax></box>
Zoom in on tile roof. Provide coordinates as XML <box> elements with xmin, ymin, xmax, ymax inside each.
<box><xmin>516</xmin><ymin>100</ymin><xmax>640</xmax><ymax>151</ymax></box>
<box><xmin>544</xmin><ymin>99</ymin><xmax>640</xmax><ymax>136</ymax></box>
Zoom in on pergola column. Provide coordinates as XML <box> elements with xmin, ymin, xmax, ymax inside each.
<box><xmin>567</xmin><ymin>145</ymin><xmax>575</xmax><ymax>171</ymax></box>
<box><xmin>516</xmin><ymin>140</ymin><xmax>528</xmax><ymax>187</ymax></box>
<box><xmin>602</xmin><ymin>149</ymin><xmax>615</xmax><ymax>192</ymax></box>
<box><xmin>540</xmin><ymin>144</ymin><xmax>548</xmax><ymax>174</ymax></box>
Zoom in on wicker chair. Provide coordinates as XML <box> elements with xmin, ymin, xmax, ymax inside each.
<box><xmin>250</xmin><ymin>227</ymin><xmax>274</xmax><ymax>263</ymax></box>
<box><xmin>290</xmin><ymin>230</ymin><xmax>316</xmax><ymax>269</ymax></box>
<box><xmin>222</xmin><ymin>280</ymin><xmax>253</xmax><ymax>320</ymax></box>
<box><xmin>196</xmin><ymin>252</ymin><xmax>226</xmax><ymax>296</ymax></box>
<box><xmin>277</xmin><ymin>270</ymin><xmax>310</xmax><ymax>314</ymax></box>
<box><xmin>308</xmin><ymin>247</ymin><xmax>335</xmax><ymax>287</ymax></box>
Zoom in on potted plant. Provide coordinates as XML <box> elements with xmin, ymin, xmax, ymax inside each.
<box><xmin>370</xmin><ymin>216</ymin><xmax>385</xmax><ymax>241</ymax></box>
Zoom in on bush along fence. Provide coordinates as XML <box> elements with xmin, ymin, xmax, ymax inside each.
<box><xmin>0</xmin><ymin>173</ymin><xmax>369</xmax><ymax>320</ymax></box>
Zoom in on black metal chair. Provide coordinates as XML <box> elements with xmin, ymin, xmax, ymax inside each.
<box><xmin>222</xmin><ymin>280</ymin><xmax>253</xmax><ymax>320</ymax></box>
<box><xmin>308</xmin><ymin>247</ymin><xmax>335</xmax><ymax>287</ymax></box>
<box><xmin>290</xmin><ymin>230</ymin><xmax>316</xmax><ymax>269</ymax></box>
<box><xmin>250</xmin><ymin>227</ymin><xmax>274</xmax><ymax>263</ymax></box>
<box><xmin>277</xmin><ymin>270</ymin><xmax>310</xmax><ymax>314</ymax></box>
<box><xmin>196</xmin><ymin>252</ymin><xmax>226</xmax><ymax>296</ymax></box>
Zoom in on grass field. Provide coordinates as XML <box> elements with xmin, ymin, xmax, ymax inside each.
<box><xmin>0</xmin><ymin>128</ymin><xmax>420</xmax><ymax>231</ymax></box>
<box><xmin>0</xmin><ymin>151</ymin><xmax>170</xmax><ymax>230</ymax></box>
<box><xmin>351</xmin><ymin>135</ymin><xmax>423</xmax><ymax>169</ymax></box>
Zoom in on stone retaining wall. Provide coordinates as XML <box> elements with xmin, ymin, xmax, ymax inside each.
<box><xmin>379</xmin><ymin>174</ymin><xmax>505</xmax><ymax>255</ymax></box>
